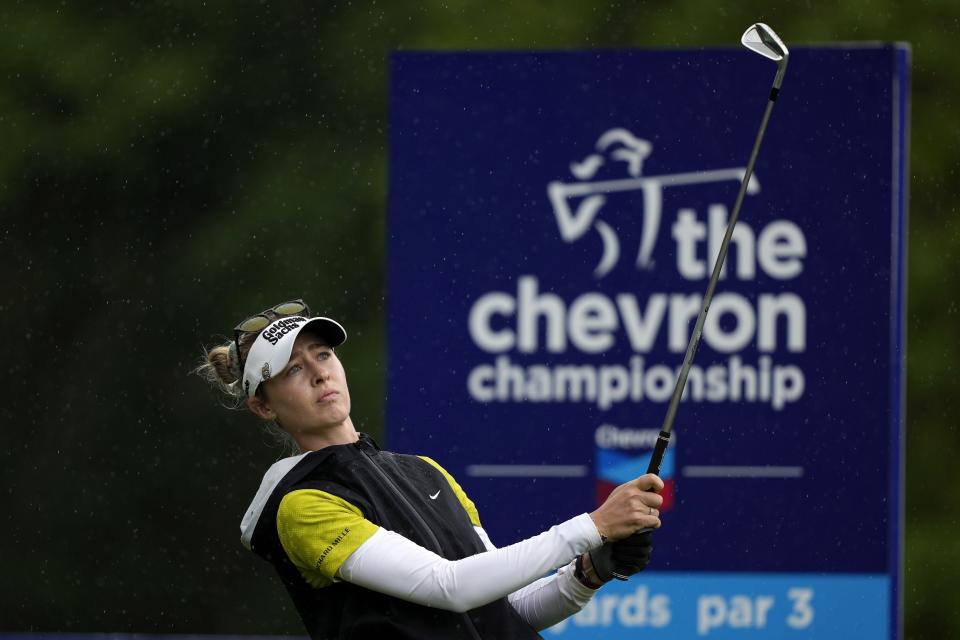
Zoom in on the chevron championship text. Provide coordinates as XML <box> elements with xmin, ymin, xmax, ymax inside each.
<box><xmin>465</xmin><ymin>206</ymin><xmax>807</xmax><ymax>411</ymax></box>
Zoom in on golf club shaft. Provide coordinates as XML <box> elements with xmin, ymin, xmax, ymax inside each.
<box><xmin>611</xmin><ymin>92</ymin><xmax>780</xmax><ymax>581</ymax></box>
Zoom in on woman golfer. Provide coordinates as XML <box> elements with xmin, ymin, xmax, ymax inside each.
<box><xmin>198</xmin><ymin>299</ymin><xmax>663</xmax><ymax>639</ymax></box>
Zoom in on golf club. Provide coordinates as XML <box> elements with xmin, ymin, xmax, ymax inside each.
<box><xmin>612</xmin><ymin>23</ymin><xmax>789</xmax><ymax>580</ymax></box>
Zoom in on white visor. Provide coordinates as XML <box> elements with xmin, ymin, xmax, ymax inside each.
<box><xmin>241</xmin><ymin>315</ymin><xmax>347</xmax><ymax>398</ymax></box>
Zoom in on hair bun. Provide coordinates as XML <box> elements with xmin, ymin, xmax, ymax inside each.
<box><xmin>207</xmin><ymin>345</ymin><xmax>238</xmax><ymax>385</ymax></box>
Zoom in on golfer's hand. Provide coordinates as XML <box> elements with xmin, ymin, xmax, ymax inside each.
<box><xmin>588</xmin><ymin>474</ymin><xmax>663</xmax><ymax>541</ymax></box>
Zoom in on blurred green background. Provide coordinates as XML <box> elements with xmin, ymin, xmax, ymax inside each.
<box><xmin>1</xmin><ymin>0</ymin><xmax>956</xmax><ymax>637</ymax></box>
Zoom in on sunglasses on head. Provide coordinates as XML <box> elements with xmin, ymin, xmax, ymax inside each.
<box><xmin>233</xmin><ymin>299</ymin><xmax>312</xmax><ymax>370</ymax></box>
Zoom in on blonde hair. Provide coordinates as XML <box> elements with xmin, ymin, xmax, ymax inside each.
<box><xmin>194</xmin><ymin>336</ymin><xmax>302</xmax><ymax>456</ymax></box>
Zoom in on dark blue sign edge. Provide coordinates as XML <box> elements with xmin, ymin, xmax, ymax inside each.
<box><xmin>889</xmin><ymin>42</ymin><xmax>911</xmax><ymax>640</ymax></box>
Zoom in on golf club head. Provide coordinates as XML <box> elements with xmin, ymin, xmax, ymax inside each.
<box><xmin>742</xmin><ymin>23</ymin><xmax>789</xmax><ymax>90</ymax></box>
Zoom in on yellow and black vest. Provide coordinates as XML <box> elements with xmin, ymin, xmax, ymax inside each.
<box><xmin>249</xmin><ymin>433</ymin><xmax>543</xmax><ymax>639</ymax></box>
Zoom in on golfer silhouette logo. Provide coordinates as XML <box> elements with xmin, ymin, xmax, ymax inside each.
<box><xmin>547</xmin><ymin>127</ymin><xmax>761</xmax><ymax>279</ymax></box>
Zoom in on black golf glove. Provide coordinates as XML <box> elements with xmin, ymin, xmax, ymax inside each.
<box><xmin>588</xmin><ymin>531</ymin><xmax>654</xmax><ymax>583</ymax></box>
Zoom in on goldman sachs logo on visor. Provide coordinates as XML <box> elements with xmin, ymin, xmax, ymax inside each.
<box><xmin>466</xmin><ymin>128</ymin><xmax>808</xmax><ymax>411</ymax></box>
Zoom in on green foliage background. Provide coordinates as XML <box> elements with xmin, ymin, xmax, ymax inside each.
<box><xmin>1</xmin><ymin>1</ymin><xmax>956</xmax><ymax>636</ymax></box>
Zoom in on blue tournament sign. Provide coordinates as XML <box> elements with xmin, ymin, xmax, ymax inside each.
<box><xmin>387</xmin><ymin>45</ymin><xmax>908</xmax><ymax>639</ymax></box>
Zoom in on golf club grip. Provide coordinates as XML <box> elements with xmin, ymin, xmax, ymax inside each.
<box><xmin>611</xmin><ymin>431</ymin><xmax>671</xmax><ymax>581</ymax></box>
<box><xmin>645</xmin><ymin>430</ymin><xmax>671</xmax><ymax>476</ymax></box>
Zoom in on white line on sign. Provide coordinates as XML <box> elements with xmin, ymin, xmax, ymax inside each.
<box><xmin>466</xmin><ymin>465</ymin><xmax>590</xmax><ymax>478</ymax></box>
<box><xmin>681</xmin><ymin>465</ymin><xmax>804</xmax><ymax>478</ymax></box>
